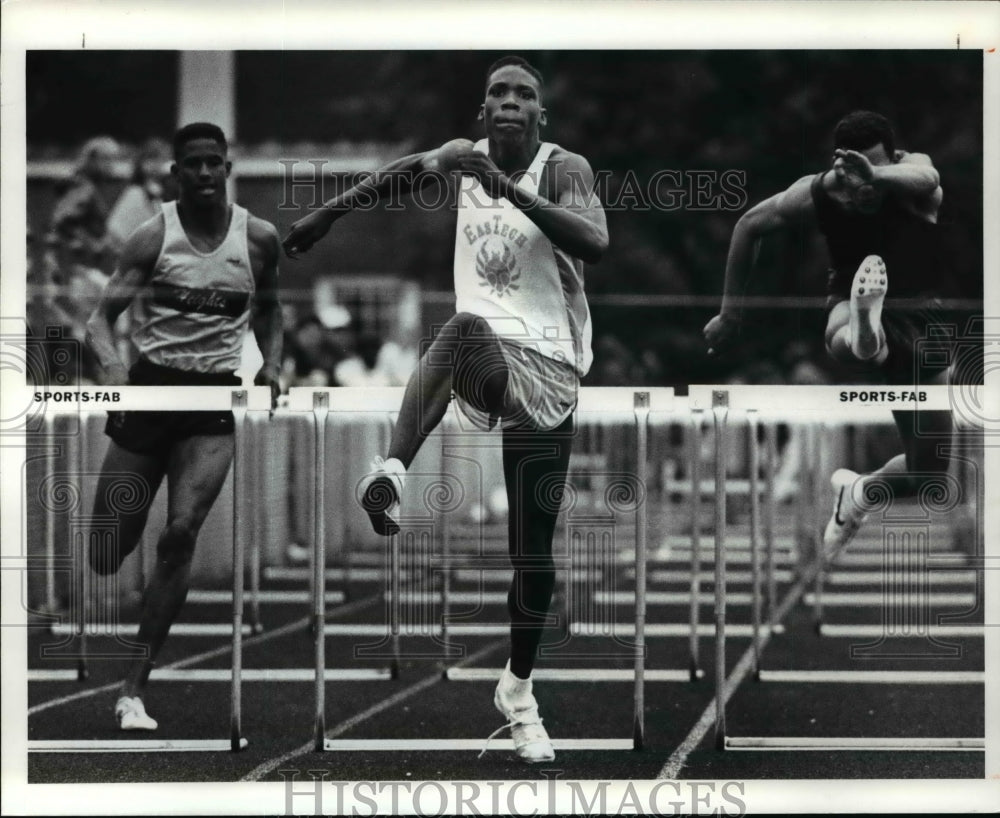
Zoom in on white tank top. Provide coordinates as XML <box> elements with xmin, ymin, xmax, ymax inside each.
<box><xmin>453</xmin><ymin>140</ymin><xmax>593</xmax><ymax>376</ymax></box>
<box><xmin>131</xmin><ymin>201</ymin><xmax>254</xmax><ymax>374</ymax></box>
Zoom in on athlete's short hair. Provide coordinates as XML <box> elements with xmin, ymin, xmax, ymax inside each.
<box><xmin>833</xmin><ymin>111</ymin><xmax>895</xmax><ymax>157</ymax></box>
<box><xmin>485</xmin><ymin>56</ymin><xmax>544</xmax><ymax>91</ymax></box>
<box><xmin>173</xmin><ymin>122</ymin><xmax>228</xmax><ymax>159</ymax></box>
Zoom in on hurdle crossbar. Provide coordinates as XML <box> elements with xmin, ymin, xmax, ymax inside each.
<box><xmin>593</xmin><ymin>591</ymin><xmax>771</xmax><ymax>606</ymax></box>
<box><xmin>725</xmin><ymin>737</ymin><xmax>984</xmax><ymax>752</ymax></box>
<box><xmin>570</xmin><ymin>623</ymin><xmax>784</xmax><ymax>637</ymax></box>
<box><xmin>757</xmin><ymin>670</ymin><xmax>984</xmax><ymax>684</ymax></box>
<box><xmin>802</xmin><ymin>592</ymin><xmax>976</xmax><ymax>607</ymax></box>
<box><xmin>50</xmin><ymin>623</ymin><xmax>253</xmax><ymax>637</ymax></box>
<box><xmin>817</xmin><ymin>623</ymin><xmax>984</xmax><ymax>638</ymax></box>
<box><xmin>187</xmin><ymin>590</ymin><xmax>347</xmax><ymax>605</ymax></box>
<box><xmin>445</xmin><ymin>667</ymin><xmax>704</xmax><ymax>682</ymax></box>
<box><xmin>264</xmin><ymin>566</ymin><xmax>409</xmax><ymax>582</ymax></box>
<box><xmin>28</xmin><ymin>738</ymin><xmax>250</xmax><ymax>753</ymax></box>
<box><xmin>29</xmin><ymin>668</ymin><xmax>393</xmax><ymax>682</ymax></box>
<box><xmin>707</xmin><ymin>392</ymin><xmax>986</xmax><ymax>754</ymax></box>
<box><xmin>322</xmin><ymin>738</ymin><xmax>635</xmax><ymax>752</ymax></box>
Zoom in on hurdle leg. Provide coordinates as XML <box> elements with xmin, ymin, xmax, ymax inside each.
<box><xmin>712</xmin><ymin>390</ymin><xmax>729</xmax><ymax>750</ymax></box>
<box><xmin>688</xmin><ymin>409</ymin><xmax>703</xmax><ymax>681</ymax></box>
<box><xmin>793</xmin><ymin>419</ymin><xmax>810</xmax><ymax>584</ymax></box>
<box><xmin>747</xmin><ymin>410</ymin><xmax>762</xmax><ymax>679</ymax></box>
<box><xmin>133</xmin><ymin>532</ymin><xmax>148</xmax><ymax>606</ymax></box>
<box><xmin>312</xmin><ymin>392</ymin><xmax>330</xmax><ymax>752</ymax></box>
<box><xmin>390</xmin><ymin>530</ymin><xmax>401</xmax><ymax>679</ymax></box>
<box><xmin>230</xmin><ymin>390</ymin><xmax>247</xmax><ymax>751</ymax></box>
<box><xmin>341</xmin><ymin>416</ymin><xmax>353</xmax><ymax>602</ymax></box>
<box><xmin>439</xmin><ymin>418</ymin><xmax>451</xmax><ymax>672</ymax></box>
<box><xmin>249</xmin><ymin>412</ymin><xmax>263</xmax><ymax>634</ymax></box>
<box><xmin>74</xmin><ymin>424</ymin><xmax>89</xmax><ymax>681</ymax></box>
<box><xmin>812</xmin><ymin>422</ymin><xmax>825</xmax><ymax>631</ymax></box>
<box><xmin>561</xmin><ymin>455</ymin><xmax>573</xmax><ymax>637</ymax></box>
<box><xmin>44</xmin><ymin>414</ymin><xmax>59</xmax><ymax>615</ymax></box>
<box><xmin>633</xmin><ymin>391</ymin><xmax>649</xmax><ymax>751</ymax></box>
<box><xmin>763</xmin><ymin>421</ymin><xmax>778</xmax><ymax>629</ymax></box>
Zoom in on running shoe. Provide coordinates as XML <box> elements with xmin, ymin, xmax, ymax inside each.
<box><xmin>822</xmin><ymin>468</ymin><xmax>869</xmax><ymax>562</ymax></box>
<box><xmin>849</xmin><ymin>254</ymin><xmax>888</xmax><ymax>361</ymax></box>
<box><xmin>480</xmin><ymin>663</ymin><xmax>555</xmax><ymax>764</ymax></box>
<box><xmin>115</xmin><ymin>695</ymin><xmax>157</xmax><ymax>731</ymax></box>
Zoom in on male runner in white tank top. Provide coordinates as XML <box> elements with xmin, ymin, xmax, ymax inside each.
<box><xmin>85</xmin><ymin>123</ymin><xmax>282</xmax><ymax>731</ymax></box>
<box><xmin>283</xmin><ymin>57</ymin><xmax>608</xmax><ymax>763</ymax></box>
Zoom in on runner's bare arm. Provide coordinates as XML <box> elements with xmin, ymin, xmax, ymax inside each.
<box><xmin>457</xmin><ymin>149</ymin><xmax>608</xmax><ymax>264</ymax></box>
<box><xmin>84</xmin><ymin>215</ymin><xmax>163</xmax><ymax>385</ymax></box>
<box><xmin>249</xmin><ymin>217</ymin><xmax>283</xmax><ymax>406</ymax></box>
<box><xmin>703</xmin><ymin>175</ymin><xmax>814</xmax><ymax>353</ymax></box>
<box><xmin>837</xmin><ymin>149</ymin><xmax>940</xmax><ymax>199</ymax></box>
<box><xmin>719</xmin><ymin>175</ymin><xmax>814</xmax><ymax>315</ymax></box>
<box><xmin>282</xmin><ymin>148</ymin><xmax>450</xmax><ymax>257</ymax></box>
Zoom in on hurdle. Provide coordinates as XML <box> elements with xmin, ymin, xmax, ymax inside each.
<box><xmin>298</xmin><ymin>386</ymin><xmax>675</xmax><ymax>754</ymax></box>
<box><xmin>388</xmin><ymin>387</ymin><xmax>655</xmax><ymax>753</ymax></box>
<box><xmin>445</xmin><ymin>390</ymin><xmax>702</xmax><ymax>701</ymax></box>
<box><xmin>705</xmin><ymin>389</ymin><xmax>985</xmax><ymax>754</ymax></box>
<box><xmin>27</xmin><ymin>386</ymin><xmax>270</xmax><ymax>753</ymax></box>
<box><xmin>446</xmin><ymin>390</ymin><xmax>715</xmax><ymax>690</ymax></box>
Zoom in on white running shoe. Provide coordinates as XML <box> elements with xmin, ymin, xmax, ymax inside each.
<box><xmin>359</xmin><ymin>456</ymin><xmax>406</xmax><ymax>536</ymax></box>
<box><xmin>115</xmin><ymin>696</ymin><xmax>158</xmax><ymax>731</ymax></box>
<box><xmin>822</xmin><ymin>468</ymin><xmax>869</xmax><ymax>563</ymax></box>
<box><xmin>849</xmin><ymin>254</ymin><xmax>888</xmax><ymax>361</ymax></box>
<box><xmin>480</xmin><ymin>663</ymin><xmax>555</xmax><ymax>764</ymax></box>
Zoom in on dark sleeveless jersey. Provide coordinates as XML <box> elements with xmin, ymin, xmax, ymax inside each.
<box><xmin>810</xmin><ymin>171</ymin><xmax>944</xmax><ymax>299</ymax></box>
<box><xmin>810</xmin><ymin>171</ymin><xmax>953</xmax><ymax>384</ymax></box>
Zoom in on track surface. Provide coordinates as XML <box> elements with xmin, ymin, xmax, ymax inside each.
<box><xmin>27</xmin><ymin>513</ymin><xmax>985</xmax><ymax>783</ymax></box>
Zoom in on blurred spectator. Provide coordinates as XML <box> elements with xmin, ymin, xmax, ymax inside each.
<box><xmin>26</xmin><ymin>224</ymin><xmax>77</xmax><ymax>362</ymax></box>
<box><xmin>282</xmin><ymin>313</ymin><xmax>345</xmax><ymax>387</ymax></box>
<box><xmin>334</xmin><ymin>331</ymin><xmax>417</xmax><ymax>387</ymax></box>
<box><xmin>781</xmin><ymin>340</ymin><xmax>833</xmax><ymax>385</ymax></box>
<box><xmin>588</xmin><ymin>334</ymin><xmax>635</xmax><ymax>386</ymax></box>
<box><xmin>106</xmin><ymin>138</ymin><xmax>173</xmax><ymax>252</ymax></box>
<box><xmin>42</xmin><ymin>135</ymin><xmax>121</xmax><ymax>382</ymax></box>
